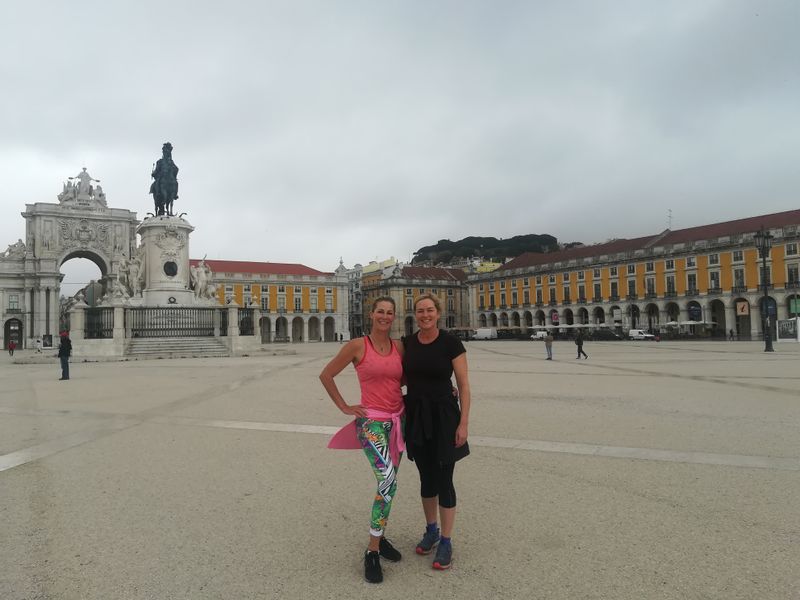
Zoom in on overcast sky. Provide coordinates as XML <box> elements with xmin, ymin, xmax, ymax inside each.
<box><xmin>2</xmin><ymin>0</ymin><xmax>798</xmax><ymax>292</ymax></box>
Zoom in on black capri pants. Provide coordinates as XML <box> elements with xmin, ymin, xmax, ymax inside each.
<box><xmin>411</xmin><ymin>442</ymin><xmax>457</xmax><ymax>509</ymax></box>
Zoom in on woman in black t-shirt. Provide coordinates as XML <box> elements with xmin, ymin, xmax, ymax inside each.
<box><xmin>402</xmin><ymin>293</ymin><xmax>471</xmax><ymax>571</ymax></box>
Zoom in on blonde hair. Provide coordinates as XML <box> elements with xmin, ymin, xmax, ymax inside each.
<box><xmin>413</xmin><ymin>293</ymin><xmax>441</xmax><ymax>312</ymax></box>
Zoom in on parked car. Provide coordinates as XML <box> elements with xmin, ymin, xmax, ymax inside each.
<box><xmin>589</xmin><ymin>329</ymin><xmax>622</xmax><ymax>341</ymax></box>
<box><xmin>530</xmin><ymin>331</ymin><xmax>549</xmax><ymax>340</ymax></box>
<box><xmin>474</xmin><ymin>327</ymin><xmax>498</xmax><ymax>340</ymax></box>
<box><xmin>628</xmin><ymin>329</ymin><xmax>656</xmax><ymax>340</ymax></box>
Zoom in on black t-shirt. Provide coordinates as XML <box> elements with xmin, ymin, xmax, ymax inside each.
<box><xmin>403</xmin><ymin>330</ymin><xmax>466</xmax><ymax>398</ymax></box>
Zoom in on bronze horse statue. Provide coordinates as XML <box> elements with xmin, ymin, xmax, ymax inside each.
<box><xmin>150</xmin><ymin>142</ymin><xmax>179</xmax><ymax>216</ymax></box>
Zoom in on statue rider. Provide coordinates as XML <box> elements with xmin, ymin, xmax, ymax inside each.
<box><xmin>150</xmin><ymin>142</ymin><xmax>179</xmax><ymax>216</ymax></box>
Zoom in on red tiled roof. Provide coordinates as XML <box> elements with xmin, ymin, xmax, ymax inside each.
<box><xmin>401</xmin><ymin>266</ymin><xmax>466</xmax><ymax>282</ymax></box>
<box><xmin>498</xmin><ymin>208</ymin><xmax>800</xmax><ymax>272</ymax></box>
<box><xmin>190</xmin><ymin>259</ymin><xmax>331</xmax><ymax>277</ymax></box>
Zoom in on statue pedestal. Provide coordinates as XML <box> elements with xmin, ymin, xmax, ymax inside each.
<box><xmin>137</xmin><ymin>215</ymin><xmax>195</xmax><ymax>306</ymax></box>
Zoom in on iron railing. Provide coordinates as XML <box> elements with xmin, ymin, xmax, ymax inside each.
<box><xmin>219</xmin><ymin>309</ymin><xmax>228</xmax><ymax>336</ymax></box>
<box><xmin>127</xmin><ymin>307</ymin><xmax>215</xmax><ymax>338</ymax></box>
<box><xmin>86</xmin><ymin>307</ymin><xmax>114</xmax><ymax>339</ymax></box>
<box><xmin>239</xmin><ymin>308</ymin><xmax>254</xmax><ymax>336</ymax></box>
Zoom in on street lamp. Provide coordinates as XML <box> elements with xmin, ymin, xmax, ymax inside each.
<box><xmin>754</xmin><ymin>226</ymin><xmax>774</xmax><ymax>352</ymax></box>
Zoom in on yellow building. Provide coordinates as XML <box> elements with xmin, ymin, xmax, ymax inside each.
<box><xmin>191</xmin><ymin>259</ymin><xmax>349</xmax><ymax>342</ymax></box>
<box><xmin>471</xmin><ymin>209</ymin><xmax>800</xmax><ymax>340</ymax></box>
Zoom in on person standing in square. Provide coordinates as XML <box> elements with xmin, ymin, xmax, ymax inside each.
<box><xmin>58</xmin><ymin>332</ymin><xmax>72</xmax><ymax>380</ymax></box>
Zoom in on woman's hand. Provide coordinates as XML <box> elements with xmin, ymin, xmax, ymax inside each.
<box><xmin>341</xmin><ymin>403</ymin><xmax>367</xmax><ymax>418</ymax></box>
<box><xmin>455</xmin><ymin>421</ymin><xmax>468</xmax><ymax>447</ymax></box>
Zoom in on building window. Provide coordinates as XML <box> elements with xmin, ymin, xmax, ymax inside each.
<box><xmin>448</xmin><ymin>299</ymin><xmax>455</xmax><ymax>312</ymax></box>
<box><xmin>686</xmin><ymin>256</ymin><xmax>696</xmax><ymax>268</ymax></box>
<box><xmin>535</xmin><ymin>276</ymin><xmax>541</xmax><ymax>285</ymax></box>
<box><xmin>562</xmin><ymin>286</ymin><xmax>570</xmax><ymax>301</ymax></box>
<box><xmin>325</xmin><ymin>287</ymin><xmax>333</xmax><ymax>294</ymax></box>
<box><xmin>665</xmin><ymin>259</ymin><xmax>674</xmax><ymax>270</ymax></box>
<box><xmin>488</xmin><ymin>283</ymin><xmax>494</xmax><ymax>291</ymax></box>
<box><xmin>593</xmin><ymin>268</ymin><xmax>601</xmax><ymax>278</ymax></box>
<box><xmin>548</xmin><ymin>275</ymin><xmax>556</xmax><ymax>284</ymax></box>
<box><xmin>627</xmin><ymin>279</ymin><xmax>636</xmax><ymax>296</ymax></box>
<box><xmin>549</xmin><ymin>288</ymin><xmax>556</xmax><ymax>303</ymax></box>
<box><xmin>610</xmin><ymin>281</ymin><xmax>618</xmax><ymax>297</ymax></box>
<box><xmin>733</xmin><ymin>268</ymin><xmax>745</xmax><ymax>288</ymax></box>
<box><xmin>644</xmin><ymin>262</ymin><xmax>653</xmax><ymax>272</ymax></box>
<box><xmin>536</xmin><ymin>289</ymin><xmax>543</xmax><ymax>303</ymax></box>
<box><xmin>511</xmin><ymin>291</ymin><xmax>518</xmax><ymax>305</ymax></box>
<box><xmin>278</xmin><ymin>296</ymin><xmax>286</xmax><ymax>309</ymax></box>
<box><xmin>9</xmin><ymin>294</ymin><xmax>19</xmax><ymax>310</ymax></box>
<box><xmin>407</xmin><ymin>298</ymin><xmax>413</xmax><ymax>311</ymax></box>
<box><xmin>627</xmin><ymin>264</ymin><xmax>636</xmax><ymax>275</ymax></box>
<box><xmin>261</xmin><ymin>297</ymin><xmax>269</xmax><ymax>311</ymax></box>
<box><xmin>666</xmin><ymin>275</ymin><xmax>676</xmax><ymax>293</ymax></box>
<box><xmin>431</xmin><ymin>288</ymin><xmax>437</xmax><ymax>295</ymax></box>
<box><xmin>523</xmin><ymin>289</ymin><xmax>530</xmax><ymax>304</ymax></box>
<box><xmin>407</xmin><ymin>288</ymin><xmax>413</xmax><ymax>295</ymax></box>
<box><xmin>294</xmin><ymin>297</ymin><xmax>302</xmax><ymax>312</ymax></box>
<box><xmin>523</xmin><ymin>278</ymin><xmax>529</xmax><ymax>286</ymax></box>
<box><xmin>448</xmin><ymin>288</ymin><xmax>454</xmax><ymax>296</ymax></box>
<box><xmin>732</xmin><ymin>250</ymin><xmax>743</xmax><ymax>262</ymax></box>
<box><xmin>562</xmin><ymin>272</ymin><xmax>570</xmax><ymax>282</ymax></box>
<box><xmin>278</xmin><ymin>285</ymin><xmax>285</xmax><ymax>293</ymax></box>
<box><xmin>310</xmin><ymin>296</ymin><xmax>318</xmax><ymax>311</ymax></box>
<box><xmin>577</xmin><ymin>271</ymin><xmax>585</xmax><ymax>280</ymax></box>
<box><xmin>593</xmin><ymin>283</ymin><xmax>601</xmax><ymax>299</ymax></box>
<box><xmin>609</xmin><ymin>266</ymin><xmax>618</xmax><ymax>277</ymax></box>
<box><xmin>687</xmin><ymin>273</ymin><xmax>697</xmax><ymax>291</ymax></box>
<box><xmin>578</xmin><ymin>285</ymin><xmax>585</xmax><ymax>299</ymax></box>
<box><xmin>786</xmin><ymin>243</ymin><xmax>798</xmax><ymax>256</ymax></box>
<box><xmin>500</xmin><ymin>281</ymin><xmax>506</xmax><ymax>289</ymax></box>
<box><xmin>646</xmin><ymin>277</ymin><xmax>655</xmax><ymax>295</ymax></box>
<box><xmin>787</xmin><ymin>264</ymin><xmax>799</xmax><ymax>283</ymax></box>
<box><xmin>708</xmin><ymin>253</ymin><xmax>719</xmax><ymax>265</ymax></box>
<box><xmin>709</xmin><ymin>271</ymin><xmax>720</xmax><ymax>289</ymax></box>
<box><xmin>418</xmin><ymin>288</ymin><xmax>425</xmax><ymax>294</ymax></box>
<box><xmin>760</xmin><ymin>266</ymin><xmax>772</xmax><ymax>285</ymax></box>
<box><xmin>500</xmin><ymin>292</ymin><xmax>506</xmax><ymax>306</ymax></box>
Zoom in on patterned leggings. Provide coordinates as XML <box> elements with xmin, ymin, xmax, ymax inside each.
<box><xmin>356</xmin><ymin>418</ymin><xmax>401</xmax><ymax>537</ymax></box>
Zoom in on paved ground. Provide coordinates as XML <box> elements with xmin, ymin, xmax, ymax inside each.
<box><xmin>1</xmin><ymin>340</ymin><xmax>799</xmax><ymax>600</ymax></box>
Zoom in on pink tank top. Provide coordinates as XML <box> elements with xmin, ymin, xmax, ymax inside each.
<box><xmin>355</xmin><ymin>336</ymin><xmax>404</xmax><ymax>414</ymax></box>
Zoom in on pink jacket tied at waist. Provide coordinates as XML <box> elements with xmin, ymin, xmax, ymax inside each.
<box><xmin>328</xmin><ymin>408</ymin><xmax>406</xmax><ymax>465</ymax></box>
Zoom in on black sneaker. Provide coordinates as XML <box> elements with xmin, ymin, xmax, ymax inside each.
<box><xmin>379</xmin><ymin>537</ymin><xmax>402</xmax><ymax>562</ymax></box>
<box><xmin>364</xmin><ymin>551</ymin><xmax>383</xmax><ymax>583</ymax></box>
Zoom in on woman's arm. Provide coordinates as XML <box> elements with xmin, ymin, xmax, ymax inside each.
<box><xmin>319</xmin><ymin>339</ymin><xmax>367</xmax><ymax>418</ymax></box>
<box><xmin>452</xmin><ymin>353</ymin><xmax>470</xmax><ymax>447</ymax></box>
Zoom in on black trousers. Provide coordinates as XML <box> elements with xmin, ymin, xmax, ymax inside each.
<box><xmin>411</xmin><ymin>442</ymin><xmax>457</xmax><ymax>509</ymax></box>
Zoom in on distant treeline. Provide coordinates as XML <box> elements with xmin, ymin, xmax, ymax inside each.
<box><xmin>412</xmin><ymin>234</ymin><xmax>560</xmax><ymax>264</ymax></box>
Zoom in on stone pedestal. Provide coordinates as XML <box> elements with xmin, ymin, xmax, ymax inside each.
<box><xmin>137</xmin><ymin>215</ymin><xmax>195</xmax><ymax>306</ymax></box>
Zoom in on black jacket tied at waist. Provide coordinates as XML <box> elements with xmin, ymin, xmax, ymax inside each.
<box><xmin>404</xmin><ymin>390</ymin><xmax>470</xmax><ymax>465</ymax></box>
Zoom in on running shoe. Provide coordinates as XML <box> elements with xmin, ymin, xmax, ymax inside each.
<box><xmin>415</xmin><ymin>527</ymin><xmax>440</xmax><ymax>555</ymax></box>
<box><xmin>364</xmin><ymin>551</ymin><xmax>383</xmax><ymax>583</ymax></box>
<box><xmin>432</xmin><ymin>541</ymin><xmax>453</xmax><ymax>570</ymax></box>
<box><xmin>379</xmin><ymin>537</ymin><xmax>402</xmax><ymax>562</ymax></box>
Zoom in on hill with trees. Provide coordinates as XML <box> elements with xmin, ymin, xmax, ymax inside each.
<box><xmin>412</xmin><ymin>234</ymin><xmax>560</xmax><ymax>264</ymax></box>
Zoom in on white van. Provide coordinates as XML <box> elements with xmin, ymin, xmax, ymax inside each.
<box><xmin>474</xmin><ymin>327</ymin><xmax>498</xmax><ymax>340</ymax></box>
<box><xmin>530</xmin><ymin>331</ymin><xmax>548</xmax><ymax>340</ymax></box>
<box><xmin>628</xmin><ymin>329</ymin><xmax>656</xmax><ymax>340</ymax></box>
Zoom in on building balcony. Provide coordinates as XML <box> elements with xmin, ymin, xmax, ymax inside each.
<box><xmin>609</xmin><ymin>294</ymin><xmax>620</xmax><ymax>302</ymax></box>
<box><xmin>706</xmin><ymin>287</ymin><xmax>722</xmax><ymax>295</ymax></box>
<box><xmin>487</xmin><ymin>304</ymin><xmax>496</xmax><ymax>310</ymax></box>
<box><xmin>577</xmin><ymin>297</ymin><xmax>587</xmax><ymax>304</ymax></box>
<box><xmin>535</xmin><ymin>302</ymin><xmax>544</xmax><ymax>308</ymax></box>
<box><xmin>644</xmin><ymin>292</ymin><xmax>657</xmax><ymax>299</ymax></box>
<box><xmin>548</xmin><ymin>300</ymin><xmax>558</xmax><ymax>306</ymax></box>
<box><xmin>309</xmin><ymin>308</ymin><xmax>319</xmax><ymax>313</ymax></box>
<box><xmin>731</xmin><ymin>285</ymin><xmax>747</xmax><ymax>293</ymax></box>
<box><xmin>562</xmin><ymin>299</ymin><xmax>572</xmax><ymax>306</ymax></box>
<box><xmin>664</xmin><ymin>290</ymin><xmax>677</xmax><ymax>298</ymax></box>
<box><xmin>510</xmin><ymin>303</ymin><xmax>519</xmax><ymax>308</ymax></box>
<box><xmin>278</xmin><ymin>308</ymin><xmax>287</xmax><ymax>313</ymax></box>
<box><xmin>6</xmin><ymin>308</ymin><xmax>22</xmax><ymax>314</ymax></box>
<box><xmin>626</xmin><ymin>293</ymin><xmax>638</xmax><ymax>301</ymax></box>
<box><xmin>522</xmin><ymin>302</ymin><xmax>531</xmax><ymax>308</ymax></box>
<box><xmin>685</xmin><ymin>289</ymin><xmax>699</xmax><ymax>297</ymax></box>
<box><xmin>499</xmin><ymin>304</ymin><xmax>508</xmax><ymax>309</ymax></box>
<box><xmin>785</xmin><ymin>281</ymin><xmax>800</xmax><ymax>290</ymax></box>
<box><xmin>592</xmin><ymin>296</ymin><xmax>603</xmax><ymax>303</ymax></box>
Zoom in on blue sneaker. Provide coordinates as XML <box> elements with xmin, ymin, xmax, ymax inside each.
<box><xmin>432</xmin><ymin>541</ymin><xmax>452</xmax><ymax>570</ymax></box>
<box><xmin>415</xmin><ymin>527</ymin><xmax>440</xmax><ymax>555</ymax></box>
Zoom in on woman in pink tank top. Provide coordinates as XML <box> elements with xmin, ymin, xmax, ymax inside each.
<box><xmin>319</xmin><ymin>296</ymin><xmax>405</xmax><ymax>584</ymax></box>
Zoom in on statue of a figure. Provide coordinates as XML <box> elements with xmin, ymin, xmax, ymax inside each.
<box><xmin>70</xmin><ymin>167</ymin><xmax>100</xmax><ymax>198</ymax></box>
<box><xmin>150</xmin><ymin>142</ymin><xmax>179</xmax><ymax>216</ymax></box>
<box><xmin>128</xmin><ymin>257</ymin><xmax>142</xmax><ymax>297</ymax></box>
<box><xmin>190</xmin><ymin>257</ymin><xmax>214</xmax><ymax>299</ymax></box>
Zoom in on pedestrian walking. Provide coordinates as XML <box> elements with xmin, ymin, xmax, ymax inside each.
<box><xmin>575</xmin><ymin>331</ymin><xmax>588</xmax><ymax>359</ymax></box>
<box><xmin>7</xmin><ymin>340</ymin><xmax>16</xmax><ymax>356</ymax></box>
<box><xmin>729</xmin><ymin>328</ymin><xmax>735</xmax><ymax>341</ymax></box>
<box><xmin>58</xmin><ymin>332</ymin><xmax>72</xmax><ymax>380</ymax></box>
<box><xmin>35</xmin><ymin>338</ymin><xmax>42</xmax><ymax>353</ymax></box>
<box><xmin>544</xmin><ymin>331</ymin><xmax>553</xmax><ymax>360</ymax></box>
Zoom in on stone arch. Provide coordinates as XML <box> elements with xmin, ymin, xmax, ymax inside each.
<box><xmin>489</xmin><ymin>314</ymin><xmax>498</xmax><ymax>327</ymax></box>
<box><xmin>577</xmin><ymin>307</ymin><xmax>589</xmax><ymax>325</ymax></box>
<box><xmin>276</xmin><ymin>316</ymin><xmax>289</xmax><ymax>341</ymax></box>
<box><xmin>786</xmin><ymin>294</ymin><xmax>800</xmax><ymax>318</ymax></box>
<box><xmin>535</xmin><ymin>310</ymin><xmax>546</xmax><ymax>326</ymax></box>
<box><xmin>478</xmin><ymin>314</ymin><xmax>487</xmax><ymax>328</ymax></box>
<box><xmin>563</xmin><ymin>308</ymin><xmax>574</xmax><ymax>325</ymax></box>
<box><xmin>405</xmin><ymin>316</ymin><xmax>415</xmax><ymax>336</ymax></box>
<box><xmin>626</xmin><ymin>304</ymin><xmax>641</xmax><ymax>328</ymax></box>
<box><xmin>323</xmin><ymin>317</ymin><xmax>336</xmax><ymax>342</ymax></box>
<box><xmin>511</xmin><ymin>312</ymin><xmax>521</xmax><ymax>327</ymax></box>
<box><xmin>708</xmin><ymin>299</ymin><xmax>726</xmax><ymax>337</ymax></box>
<box><xmin>593</xmin><ymin>306</ymin><xmax>605</xmax><ymax>324</ymax></box>
<box><xmin>59</xmin><ymin>249</ymin><xmax>111</xmax><ymax>280</ymax></box>
<box><xmin>758</xmin><ymin>296</ymin><xmax>777</xmax><ymax>340</ymax></box>
<box><xmin>523</xmin><ymin>311</ymin><xmax>533</xmax><ymax>328</ymax></box>
<box><xmin>499</xmin><ymin>312</ymin><xmax>509</xmax><ymax>327</ymax></box>
<box><xmin>308</xmin><ymin>316</ymin><xmax>320</xmax><ymax>341</ymax></box>
<box><xmin>259</xmin><ymin>316</ymin><xmax>271</xmax><ymax>343</ymax></box>
<box><xmin>732</xmin><ymin>297</ymin><xmax>751</xmax><ymax>340</ymax></box>
<box><xmin>4</xmin><ymin>318</ymin><xmax>23</xmax><ymax>350</ymax></box>
<box><xmin>686</xmin><ymin>300</ymin><xmax>703</xmax><ymax>322</ymax></box>
<box><xmin>291</xmin><ymin>316</ymin><xmax>304</xmax><ymax>342</ymax></box>
<box><xmin>645</xmin><ymin>303</ymin><xmax>659</xmax><ymax>331</ymax></box>
<box><xmin>665</xmin><ymin>302</ymin><xmax>680</xmax><ymax>322</ymax></box>
<box><xmin>549</xmin><ymin>309</ymin><xmax>560</xmax><ymax>327</ymax></box>
<box><xmin>609</xmin><ymin>305</ymin><xmax>622</xmax><ymax>327</ymax></box>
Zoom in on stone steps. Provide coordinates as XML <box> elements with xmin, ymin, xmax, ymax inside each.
<box><xmin>125</xmin><ymin>337</ymin><xmax>230</xmax><ymax>359</ymax></box>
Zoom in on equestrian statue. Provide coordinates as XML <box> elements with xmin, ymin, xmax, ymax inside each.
<box><xmin>150</xmin><ymin>142</ymin><xmax>179</xmax><ymax>216</ymax></box>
